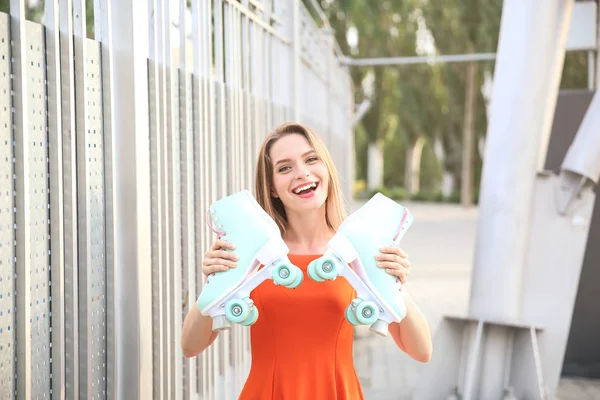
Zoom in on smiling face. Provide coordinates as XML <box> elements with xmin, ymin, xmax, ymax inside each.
<box><xmin>255</xmin><ymin>122</ymin><xmax>347</xmax><ymax>236</ymax></box>
<box><xmin>269</xmin><ymin>133</ymin><xmax>330</xmax><ymax>214</ymax></box>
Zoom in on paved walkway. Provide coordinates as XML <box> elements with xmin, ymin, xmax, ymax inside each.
<box><xmin>348</xmin><ymin>201</ymin><xmax>600</xmax><ymax>400</ymax></box>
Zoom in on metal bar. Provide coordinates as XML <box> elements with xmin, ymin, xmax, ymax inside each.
<box><xmin>341</xmin><ymin>53</ymin><xmax>498</xmax><ymax>67</ymax></box>
<box><xmin>179</xmin><ymin>0</ymin><xmax>187</xmax><ymax>71</ymax></box>
<box><xmin>0</xmin><ymin>12</ymin><xmax>15</xmax><ymax>400</ymax></box>
<box><xmin>304</xmin><ymin>0</ymin><xmax>331</xmax><ymax>29</ymax></box>
<box><xmin>59</xmin><ymin>0</ymin><xmax>80</xmax><ymax>396</ymax></box>
<box><xmin>73</xmin><ymin>0</ymin><xmax>94</xmax><ymax>396</ymax></box>
<box><xmin>25</xmin><ymin>20</ymin><xmax>52</xmax><ymax>398</ymax></box>
<box><xmin>463</xmin><ymin>321</ymin><xmax>485</xmax><ymax>400</ymax></box>
<box><xmin>96</xmin><ymin>0</ymin><xmax>117</xmax><ymax>397</ymax></box>
<box><xmin>148</xmin><ymin>0</ymin><xmax>164</xmax><ymax>397</ymax></box>
<box><xmin>156</xmin><ymin>0</ymin><xmax>168</xmax><ymax>397</ymax></box>
<box><xmin>223</xmin><ymin>0</ymin><xmax>289</xmax><ymax>43</ymax></box>
<box><xmin>588</xmin><ymin>51</ymin><xmax>595</xmax><ymax>89</ymax></box>
<box><xmin>86</xmin><ymin>39</ymin><xmax>108</xmax><ymax>400</ymax></box>
<box><xmin>109</xmin><ymin>0</ymin><xmax>153</xmax><ymax>397</ymax></box>
<box><xmin>180</xmin><ymin>67</ymin><xmax>195</xmax><ymax>400</ymax></box>
<box><xmin>529</xmin><ymin>327</ymin><xmax>546</xmax><ymax>399</ymax></box>
<box><xmin>213</xmin><ymin>1</ymin><xmax>226</xmax><ymax>396</ymax></box>
<box><xmin>168</xmin><ymin>48</ymin><xmax>183</xmax><ymax>400</ymax></box>
<box><xmin>162</xmin><ymin>0</ymin><xmax>175</xmax><ymax>396</ymax></box>
<box><xmin>45</xmin><ymin>0</ymin><xmax>66</xmax><ymax>398</ymax></box>
<box><xmin>561</xmin><ymin>90</ymin><xmax>600</xmax><ymax>184</ymax></box>
<box><xmin>10</xmin><ymin>0</ymin><xmax>32</xmax><ymax>397</ymax></box>
<box><xmin>291</xmin><ymin>0</ymin><xmax>300</xmax><ymax>119</ymax></box>
<box><xmin>178</xmin><ymin>0</ymin><xmax>190</xmax><ymax>397</ymax></box>
<box><xmin>190</xmin><ymin>0</ymin><xmax>202</xmax><ymax>396</ymax></box>
<box><xmin>196</xmin><ymin>1</ymin><xmax>214</xmax><ymax>394</ymax></box>
<box><xmin>502</xmin><ymin>329</ymin><xmax>515</xmax><ymax>388</ymax></box>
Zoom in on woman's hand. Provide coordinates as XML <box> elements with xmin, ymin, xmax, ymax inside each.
<box><xmin>201</xmin><ymin>239</ymin><xmax>238</xmax><ymax>276</ymax></box>
<box><xmin>375</xmin><ymin>246</ymin><xmax>411</xmax><ymax>284</ymax></box>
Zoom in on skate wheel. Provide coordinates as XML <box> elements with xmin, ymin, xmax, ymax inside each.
<box><xmin>355</xmin><ymin>300</ymin><xmax>379</xmax><ymax>325</ymax></box>
<box><xmin>315</xmin><ymin>258</ymin><xmax>338</xmax><ymax>280</ymax></box>
<box><xmin>241</xmin><ymin>306</ymin><xmax>259</xmax><ymax>326</ymax></box>
<box><xmin>225</xmin><ymin>298</ymin><xmax>251</xmax><ymax>324</ymax></box>
<box><xmin>272</xmin><ymin>263</ymin><xmax>298</xmax><ymax>287</ymax></box>
<box><xmin>345</xmin><ymin>304</ymin><xmax>360</xmax><ymax>326</ymax></box>
<box><xmin>307</xmin><ymin>260</ymin><xmax>326</xmax><ymax>282</ymax></box>
<box><xmin>285</xmin><ymin>267</ymin><xmax>304</xmax><ymax>289</ymax></box>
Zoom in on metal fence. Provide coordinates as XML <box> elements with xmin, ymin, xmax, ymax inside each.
<box><xmin>0</xmin><ymin>0</ymin><xmax>353</xmax><ymax>399</ymax></box>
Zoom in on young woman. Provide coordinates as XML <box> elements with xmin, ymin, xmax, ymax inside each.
<box><xmin>181</xmin><ymin>122</ymin><xmax>432</xmax><ymax>399</ymax></box>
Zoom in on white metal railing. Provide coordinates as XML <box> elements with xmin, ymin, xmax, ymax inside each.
<box><xmin>0</xmin><ymin>0</ymin><xmax>352</xmax><ymax>399</ymax></box>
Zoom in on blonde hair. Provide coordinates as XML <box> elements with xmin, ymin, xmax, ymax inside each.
<box><xmin>255</xmin><ymin>122</ymin><xmax>347</xmax><ymax>236</ymax></box>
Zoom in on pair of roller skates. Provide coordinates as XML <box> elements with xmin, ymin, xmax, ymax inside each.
<box><xmin>196</xmin><ymin>190</ymin><xmax>414</xmax><ymax>336</ymax></box>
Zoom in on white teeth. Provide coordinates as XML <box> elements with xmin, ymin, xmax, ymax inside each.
<box><xmin>293</xmin><ymin>182</ymin><xmax>317</xmax><ymax>194</ymax></box>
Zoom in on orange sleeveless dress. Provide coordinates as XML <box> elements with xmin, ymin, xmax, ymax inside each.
<box><xmin>238</xmin><ymin>254</ymin><xmax>364</xmax><ymax>400</ymax></box>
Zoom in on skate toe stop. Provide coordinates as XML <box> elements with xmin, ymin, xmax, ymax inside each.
<box><xmin>369</xmin><ymin>319</ymin><xmax>389</xmax><ymax>336</ymax></box>
<box><xmin>212</xmin><ymin>315</ymin><xmax>231</xmax><ymax>331</ymax></box>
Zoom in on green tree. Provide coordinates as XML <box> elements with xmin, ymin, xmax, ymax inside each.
<box><xmin>318</xmin><ymin>0</ymin><xmax>448</xmax><ymax>194</ymax></box>
<box><xmin>420</xmin><ymin>0</ymin><xmax>503</xmax><ymax>206</ymax></box>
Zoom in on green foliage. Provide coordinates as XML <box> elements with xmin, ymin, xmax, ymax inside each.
<box><xmin>411</xmin><ymin>190</ymin><xmax>444</xmax><ymax>202</ymax></box>
<box><xmin>318</xmin><ymin>0</ymin><xmax>588</xmax><ymax>203</ymax></box>
<box><xmin>419</xmin><ymin>139</ymin><xmax>443</xmax><ymax>192</ymax></box>
<box><xmin>369</xmin><ymin>186</ymin><xmax>408</xmax><ymax>201</ymax></box>
<box><xmin>561</xmin><ymin>51</ymin><xmax>592</xmax><ymax>89</ymax></box>
<box><xmin>354</xmin><ymin>122</ymin><xmax>368</xmax><ymax>181</ymax></box>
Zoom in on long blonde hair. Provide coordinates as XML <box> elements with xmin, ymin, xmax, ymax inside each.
<box><xmin>255</xmin><ymin>122</ymin><xmax>347</xmax><ymax>236</ymax></box>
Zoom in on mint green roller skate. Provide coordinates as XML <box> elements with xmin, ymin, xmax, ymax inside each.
<box><xmin>196</xmin><ymin>190</ymin><xmax>303</xmax><ymax>331</ymax></box>
<box><xmin>307</xmin><ymin>193</ymin><xmax>414</xmax><ymax>336</ymax></box>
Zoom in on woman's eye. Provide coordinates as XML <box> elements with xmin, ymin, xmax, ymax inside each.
<box><xmin>278</xmin><ymin>166</ymin><xmax>291</xmax><ymax>173</ymax></box>
<box><xmin>307</xmin><ymin>157</ymin><xmax>318</xmax><ymax>163</ymax></box>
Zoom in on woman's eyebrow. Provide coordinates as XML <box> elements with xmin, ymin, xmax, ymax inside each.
<box><xmin>274</xmin><ymin>150</ymin><xmax>316</xmax><ymax>166</ymax></box>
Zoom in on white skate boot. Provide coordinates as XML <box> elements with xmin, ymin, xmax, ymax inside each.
<box><xmin>307</xmin><ymin>193</ymin><xmax>414</xmax><ymax>336</ymax></box>
<box><xmin>196</xmin><ymin>190</ymin><xmax>303</xmax><ymax>330</ymax></box>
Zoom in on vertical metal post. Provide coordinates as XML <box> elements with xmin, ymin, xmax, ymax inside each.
<box><xmin>108</xmin><ymin>0</ymin><xmax>153</xmax><ymax>398</ymax></box>
<box><xmin>148</xmin><ymin>0</ymin><xmax>166</xmax><ymax>397</ymax></box>
<box><xmin>10</xmin><ymin>0</ymin><xmax>32</xmax><ymax>398</ymax></box>
<box><xmin>177</xmin><ymin>1</ymin><xmax>189</xmax><ymax>398</ymax></box>
<box><xmin>45</xmin><ymin>0</ymin><xmax>66</xmax><ymax>398</ymax></box>
<box><xmin>95</xmin><ymin>0</ymin><xmax>117</xmax><ymax>397</ymax></box>
<box><xmin>469</xmin><ymin>0</ymin><xmax>574</xmax><ymax>321</ymax></box>
<box><xmin>58</xmin><ymin>0</ymin><xmax>80</xmax><ymax>397</ymax></box>
<box><xmin>72</xmin><ymin>0</ymin><xmax>91</xmax><ymax>397</ymax></box>
<box><xmin>596</xmin><ymin>12</ymin><xmax>600</xmax><ymax>89</ymax></box>
<box><xmin>0</xmin><ymin>12</ymin><xmax>15</xmax><ymax>400</ymax></box>
<box><xmin>162</xmin><ymin>0</ymin><xmax>175</xmax><ymax>396</ymax></box>
<box><xmin>467</xmin><ymin>0</ymin><xmax>574</xmax><ymax>395</ymax></box>
<box><xmin>291</xmin><ymin>0</ymin><xmax>300</xmax><ymax>120</ymax></box>
<box><xmin>588</xmin><ymin>51</ymin><xmax>596</xmax><ymax>89</ymax></box>
<box><xmin>190</xmin><ymin>1</ymin><xmax>202</xmax><ymax>398</ymax></box>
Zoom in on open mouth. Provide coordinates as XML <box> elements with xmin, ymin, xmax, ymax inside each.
<box><xmin>292</xmin><ymin>182</ymin><xmax>319</xmax><ymax>196</ymax></box>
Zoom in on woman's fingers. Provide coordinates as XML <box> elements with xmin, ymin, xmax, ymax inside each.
<box><xmin>202</xmin><ymin>264</ymin><xmax>231</xmax><ymax>275</ymax></box>
<box><xmin>207</xmin><ymin>249</ymin><xmax>238</xmax><ymax>262</ymax></box>
<box><xmin>212</xmin><ymin>239</ymin><xmax>236</xmax><ymax>251</ymax></box>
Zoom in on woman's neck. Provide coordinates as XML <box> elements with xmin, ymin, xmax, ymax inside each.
<box><xmin>283</xmin><ymin>206</ymin><xmax>335</xmax><ymax>254</ymax></box>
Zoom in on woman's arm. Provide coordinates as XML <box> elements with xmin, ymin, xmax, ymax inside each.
<box><xmin>181</xmin><ymin>238</ymin><xmax>238</xmax><ymax>357</ymax></box>
<box><xmin>181</xmin><ymin>305</ymin><xmax>219</xmax><ymax>358</ymax></box>
<box><xmin>389</xmin><ymin>291</ymin><xmax>432</xmax><ymax>362</ymax></box>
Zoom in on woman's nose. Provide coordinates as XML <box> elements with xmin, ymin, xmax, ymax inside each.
<box><xmin>296</xmin><ymin>169</ymin><xmax>310</xmax><ymax>179</ymax></box>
